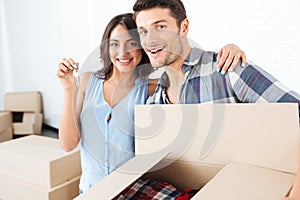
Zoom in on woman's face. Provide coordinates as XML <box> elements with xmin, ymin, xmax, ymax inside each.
<box><xmin>109</xmin><ymin>24</ymin><xmax>142</xmax><ymax>74</ymax></box>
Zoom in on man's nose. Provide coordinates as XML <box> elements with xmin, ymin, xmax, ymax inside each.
<box><xmin>144</xmin><ymin>29</ymin><xmax>159</xmax><ymax>44</ymax></box>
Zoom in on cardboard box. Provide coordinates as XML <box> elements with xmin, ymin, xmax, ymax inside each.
<box><xmin>13</xmin><ymin>112</ymin><xmax>43</xmax><ymax>135</ymax></box>
<box><xmin>4</xmin><ymin>91</ymin><xmax>44</xmax><ymax>135</ymax></box>
<box><xmin>4</xmin><ymin>91</ymin><xmax>43</xmax><ymax>113</ymax></box>
<box><xmin>0</xmin><ymin>112</ymin><xmax>13</xmax><ymax>142</ymax></box>
<box><xmin>75</xmin><ymin>104</ymin><xmax>299</xmax><ymax>200</ymax></box>
<box><xmin>0</xmin><ymin>135</ymin><xmax>81</xmax><ymax>188</ymax></box>
<box><xmin>0</xmin><ymin>173</ymin><xmax>80</xmax><ymax>200</ymax></box>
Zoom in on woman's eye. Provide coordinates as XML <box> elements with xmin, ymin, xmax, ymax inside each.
<box><xmin>128</xmin><ymin>42</ymin><xmax>139</xmax><ymax>47</ymax></box>
<box><xmin>110</xmin><ymin>43</ymin><xmax>119</xmax><ymax>47</ymax></box>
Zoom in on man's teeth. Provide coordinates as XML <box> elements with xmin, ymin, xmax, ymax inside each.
<box><xmin>150</xmin><ymin>47</ymin><xmax>163</xmax><ymax>53</ymax></box>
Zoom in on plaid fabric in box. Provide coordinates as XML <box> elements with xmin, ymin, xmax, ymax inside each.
<box><xmin>113</xmin><ymin>179</ymin><xmax>181</xmax><ymax>200</ymax></box>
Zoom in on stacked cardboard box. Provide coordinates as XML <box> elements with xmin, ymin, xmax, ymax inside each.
<box><xmin>0</xmin><ymin>112</ymin><xmax>13</xmax><ymax>142</ymax></box>
<box><xmin>75</xmin><ymin>103</ymin><xmax>300</xmax><ymax>200</ymax></box>
<box><xmin>0</xmin><ymin>135</ymin><xmax>81</xmax><ymax>200</ymax></box>
<box><xmin>4</xmin><ymin>91</ymin><xmax>43</xmax><ymax>135</ymax></box>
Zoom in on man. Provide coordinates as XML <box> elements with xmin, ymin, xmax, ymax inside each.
<box><xmin>133</xmin><ymin>0</ymin><xmax>300</xmax><ymax>199</ymax></box>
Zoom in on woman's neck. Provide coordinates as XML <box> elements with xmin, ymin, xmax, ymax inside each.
<box><xmin>103</xmin><ymin>68</ymin><xmax>137</xmax><ymax>107</ymax></box>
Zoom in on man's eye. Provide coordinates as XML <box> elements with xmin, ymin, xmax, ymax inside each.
<box><xmin>156</xmin><ymin>25</ymin><xmax>165</xmax><ymax>30</ymax></box>
<box><xmin>139</xmin><ymin>30</ymin><xmax>147</xmax><ymax>36</ymax></box>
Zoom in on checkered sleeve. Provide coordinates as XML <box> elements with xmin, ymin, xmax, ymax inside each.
<box><xmin>229</xmin><ymin>63</ymin><xmax>300</xmax><ymax>119</ymax></box>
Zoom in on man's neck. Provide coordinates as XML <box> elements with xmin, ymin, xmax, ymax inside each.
<box><xmin>165</xmin><ymin>45</ymin><xmax>192</xmax><ymax>104</ymax></box>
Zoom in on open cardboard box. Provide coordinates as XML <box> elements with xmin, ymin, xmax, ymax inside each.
<box><xmin>75</xmin><ymin>104</ymin><xmax>300</xmax><ymax>200</ymax></box>
<box><xmin>0</xmin><ymin>111</ymin><xmax>13</xmax><ymax>142</ymax></box>
<box><xmin>0</xmin><ymin>135</ymin><xmax>81</xmax><ymax>189</ymax></box>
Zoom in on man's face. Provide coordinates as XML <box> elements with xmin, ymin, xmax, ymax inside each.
<box><xmin>135</xmin><ymin>8</ymin><xmax>184</xmax><ymax>69</ymax></box>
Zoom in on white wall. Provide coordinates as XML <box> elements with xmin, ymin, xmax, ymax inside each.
<box><xmin>0</xmin><ymin>0</ymin><xmax>299</xmax><ymax>128</ymax></box>
<box><xmin>186</xmin><ymin>0</ymin><xmax>300</xmax><ymax>92</ymax></box>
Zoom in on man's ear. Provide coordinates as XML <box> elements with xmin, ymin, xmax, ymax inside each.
<box><xmin>180</xmin><ymin>18</ymin><xmax>189</xmax><ymax>36</ymax></box>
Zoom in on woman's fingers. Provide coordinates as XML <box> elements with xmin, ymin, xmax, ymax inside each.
<box><xmin>57</xmin><ymin>58</ymin><xmax>79</xmax><ymax>79</ymax></box>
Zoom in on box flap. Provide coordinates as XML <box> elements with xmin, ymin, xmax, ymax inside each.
<box><xmin>193</xmin><ymin>162</ymin><xmax>294</xmax><ymax>200</ymax></box>
<box><xmin>74</xmin><ymin>151</ymin><xmax>169</xmax><ymax>200</ymax></box>
<box><xmin>135</xmin><ymin>104</ymin><xmax>299</xmax><ymax>174</ymax></box>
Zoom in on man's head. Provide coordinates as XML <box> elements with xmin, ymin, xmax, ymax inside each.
<box><xmin>133</xmin><ymin>0</ymin><xmax>191</xmax><ymax>69</ymax></box>
<box><xmin>133</xmin><ymin>0</ymin><xmax>187</xmax><ymax>28</ymax></box>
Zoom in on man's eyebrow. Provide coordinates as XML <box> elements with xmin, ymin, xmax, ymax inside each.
<box><xmin>138</xmin><ymin>20</ymin><xmax>168</xmax><ymax>30</ymax></box>
<box><xmin>152</xmin><ymin>20</ymin><xmax>167</xmax><ymax>25</ymax></box>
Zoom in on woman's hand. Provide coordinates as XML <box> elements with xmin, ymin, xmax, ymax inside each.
<box><xmin>217</xmin><ymin>44</ymin><xmax>246</xmax><ymax>74</ymax></box>
<box><xmin>56</xmin><ymin>58</ymin><xmax>79</xmax><ymax>90</ymax></box>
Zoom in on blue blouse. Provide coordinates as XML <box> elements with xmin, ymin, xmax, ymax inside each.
<box><xmin>79</xmin><ymin>73</ymin><xmax>148</xmax><ymax>192</ymax></box>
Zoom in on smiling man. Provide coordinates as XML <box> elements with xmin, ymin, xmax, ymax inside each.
<box><xmin>133</xmin><ymin>0</ymin><xmax>300</xmax><ymax>109</ymax></box>
<box><xmin>132</xmin><ymin>0</ymin><xmax>300</xmax><ymax>199</ymax></box>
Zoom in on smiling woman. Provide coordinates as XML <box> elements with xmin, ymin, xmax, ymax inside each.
<box><xmin>56</xmin><ymin>13</ymin><xmax>154</xmax><ymax>194</ymax></box>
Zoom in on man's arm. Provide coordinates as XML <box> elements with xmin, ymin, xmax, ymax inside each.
<box><xmin>228</xmin><ymin>62</ymin><xmax>300</xmax><ymax>119</ymax></box>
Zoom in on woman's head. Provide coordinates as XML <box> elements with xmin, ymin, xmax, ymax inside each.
<box><xmin>99</xmin><ymin>13</ymin><xmax>152</xmax><ymax>79</ymax></box>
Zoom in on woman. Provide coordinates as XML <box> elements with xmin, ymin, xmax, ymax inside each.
<box><xmin>56</xmin><ymin>13</ymin><xmax>246</xmax><ymax>193</ymax></box>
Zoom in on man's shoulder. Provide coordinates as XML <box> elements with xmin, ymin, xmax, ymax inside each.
<box><xmin>202</xmin><ymin>50</ymin><xmax>218</xmax><ymax>63</ymax></box>
<box><xmin>190</xmin><ymin>48</ymin><xmax>217</xmax><ymax>63</ymax></box>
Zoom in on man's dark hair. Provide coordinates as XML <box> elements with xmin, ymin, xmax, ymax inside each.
<box><xmin>133</xmin><ymin>0</ymin><xmax>187</xmax><ymax>28</ymax></box>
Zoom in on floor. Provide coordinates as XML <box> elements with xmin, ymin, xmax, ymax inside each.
<box><xmin>41</xmin><ymin>124</ymin><xmax>58</xmax><ymax>138</ymax></box>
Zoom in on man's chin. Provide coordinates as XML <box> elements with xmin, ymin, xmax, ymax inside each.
<box><xmin>150</xmin><ymin>60</ymin><xmax>164</xmax><ymax>70</ymax></box>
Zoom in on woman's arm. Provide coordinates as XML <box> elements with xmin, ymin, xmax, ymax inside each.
<box><xmin>56</xmin><ymin>58</ymin><xmax>88</xmax><ymax>151</ymax></box>
<box><xmin>217</xmin><ymin>44</ymin><xmax>246</xmax><ymax>73</ymax></box>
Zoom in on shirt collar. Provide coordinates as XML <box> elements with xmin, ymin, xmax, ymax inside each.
<box><xmin>157</xmin><ymin>47</ymin><xmax>204</xmax><ymax>90</ymax></box>
<box><xmin>182</xmin><ymin>47</ymin><xmax>203</xmax><ymax>73</ymax></box>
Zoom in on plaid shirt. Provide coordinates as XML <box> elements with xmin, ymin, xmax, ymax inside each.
<box><xmin>146</xmin><ymin>48</ymin><xmax>300</xmax><ymax>118</ymax></box>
